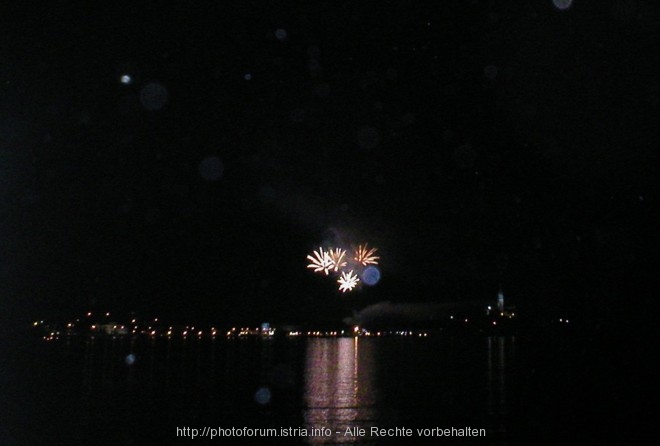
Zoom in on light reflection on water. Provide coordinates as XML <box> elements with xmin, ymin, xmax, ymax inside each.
<box><xmin>303</xmin><ymin>337</ymin><xmax>378</xmax><ymax>443</ymax></box>
<box><xmin>487</xmin><ymin>336</ymin><xmax>512</xmax><ymax>436</ymax></box>
<box><xmin>7</xmin><ymin>334</ymin><xmax>522</xmax><ymax>444</ymax></box>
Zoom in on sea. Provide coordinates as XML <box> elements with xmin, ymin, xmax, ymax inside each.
<box><xmin>0</xmin><ymin>330</ymin><xmax>650</xmax><ymax>445</ymax></box>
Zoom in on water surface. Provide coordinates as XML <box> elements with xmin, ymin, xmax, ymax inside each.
<box><xmin>2</xmin><ymin>333</ymin><xmax>636</xmax><ymax>444</ymax></box>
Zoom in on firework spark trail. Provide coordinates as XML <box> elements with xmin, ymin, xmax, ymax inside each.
<box><xmin>338</xmin><ymin>270</ymin><xmax>360</xmax><ymax>292</ymax></box>
<box><xmin>307</xmin><ymin>243</ymin><xmax>380</xmax><ymax>292</ymax></box>
<box><xmin>306</xmin><ymin>247</ymin><xmax>332</xmax><ymax>275</ymax></box>
<box><xmin>328</xmin><ymin>248</ymin><xmax>347</xmax><ymax>272</ymax></box>
<box><xmin>353</xmin><ymin>244</ymin><xmax>380</xmax><ymax>266</ymax></box>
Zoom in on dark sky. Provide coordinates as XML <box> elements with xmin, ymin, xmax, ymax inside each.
<box><xmin>2</xmin><ymin>1</ymin><xmax>658</xmax><ymax>326</ymax></box>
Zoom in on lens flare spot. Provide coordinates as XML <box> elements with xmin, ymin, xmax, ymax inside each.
<box><xmin>140</xmin><ymin>82</ymin><xmax>168</xmax><ymax>111</ymax></box>
<box><xmin>275</xmin><ymin>29</ymin><xmax>288</xmax><ymax>41</ymax></box>
<box><xmin>552</xmin><ymin>0</ymin><xmax>573</xmax><ymax>10</ymax></box>
<box><xmin>199</xmin><ymin>156</ymin><xmax>224</xmax><ymax>181</ymax></box>
<box><xmin>254</xmin><ymin>387</ymin><xmax>272</xmax><ymax>405</ymax></box>
<box><xmin>357</xmin><ymin>126</ymin><xmax>380</xmax><ymax>149</ymax></box>
<box><xmin>362</xmin><ymin>266</ymin><xmax>381</xmax><ymax>286</ymax></box>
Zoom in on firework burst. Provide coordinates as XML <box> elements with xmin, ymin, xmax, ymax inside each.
<box><xmin>306</xmin><ymin>247</ymin><xmax>332</xmax><ymax>275</ymax></box>
<box><xmin>307</xmin><ymin>241</ymin><xmax>381</xmax><ymax>293</ymax></box>
<box><xmin>353</xmin><ymin>243</ymin><xmax>380</xmax><ymax>266</ymax></box>
<box><xmin>338</xmin><ymin>270</ymin><xmax>360</xmax><ymax>293</ymax></box>
<box><xmin>328</xmin><ymin>248</ymin><xmax>347</xmax><ymax>272</ymax></box>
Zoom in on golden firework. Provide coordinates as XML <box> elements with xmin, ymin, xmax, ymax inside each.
<box><xmin>353</xmin><ymin>243</ymin><xmax>380</xmax><ymax>266</ymax></box>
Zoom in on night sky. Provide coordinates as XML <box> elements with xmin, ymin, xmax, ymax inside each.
<box><xmin>2</xmin><ymin>1</ymin><xmax>658</xmax><ymax>327</ymax></box>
